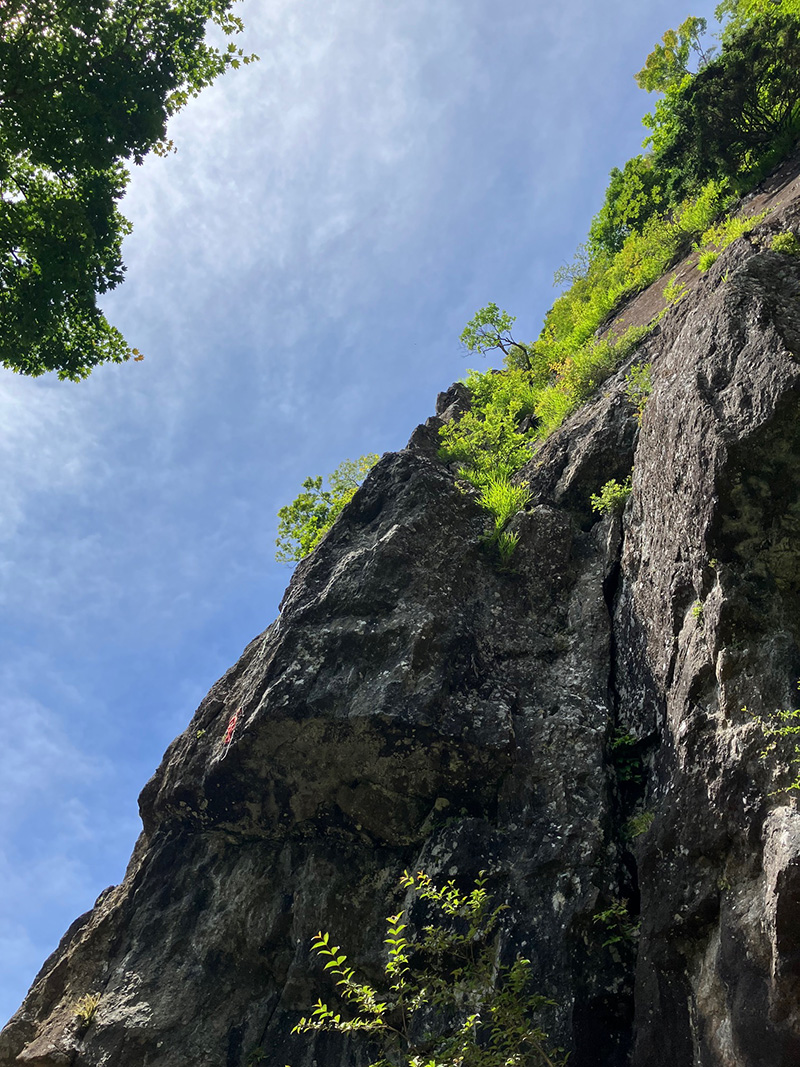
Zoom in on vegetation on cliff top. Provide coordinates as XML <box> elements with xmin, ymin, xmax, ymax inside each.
<box><xmin>437</xmin><ymin>0</ymin><xmax>800</xmax><ymax>520</ymax></box>
<box><xmin>278</xmin><ymin>0</ymin><xmax>800</xmax><ymax>563</ymax></box>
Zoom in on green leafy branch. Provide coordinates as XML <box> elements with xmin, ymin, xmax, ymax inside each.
<box><xmin>292</xmin><ymin>870</ymin><xmax>566</xmax><ymax>1067</ymax></box>
<box><xmin>592</xmin><ymin>899</ymin><xmax>640</xmax><ymax>948</ymax></box>
<box><xmin>275</xmin><ymin>454</ymin><xmax>379</xmax><ymax>563</ymax></box>
<box><xmin>608</xmin><ymin>728</ymin><xmax>644</xmax><ymax>784</ymax></box>
<box><xmin>624</xmin><ymin>363</ymin><xmax>653</xmax><ymax>422</ymax></box>
<box><xmin>750</xmin><ymin>682</ymin><xmax>800</xmax><ymax>795</ymax></box>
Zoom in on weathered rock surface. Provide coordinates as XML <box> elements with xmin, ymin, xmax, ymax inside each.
<box><xmin>2</xmin><ymin>210</ymin><xmax>800</xmax><ymax>1067</ymax></box>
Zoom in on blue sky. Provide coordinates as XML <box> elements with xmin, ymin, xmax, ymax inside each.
<box><xmin>0</xmin><ymin>0</ymin><xmax>719</xmax><ymax>1022</ymax></box>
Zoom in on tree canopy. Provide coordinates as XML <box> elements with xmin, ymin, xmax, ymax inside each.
<box><xmin>587</xmin><ymin>155</ymin><xmax>667</xmax><ymax>257</ymax></box>
<box><xmin>650</xmin><ymin>12</ymin><xmax>800</xmax><ymax>191</ymax></box>
<box><xmin>715</xmin><ymin>0</ymin><xmax>800</xmax><ymax>39</ymax></box>
<box><xmin>634</xmin><ymin>16</ymin><xmax>710</xmax><ymax>94</ymax></box>
<box><xmin>0</xmin><ymin>0</ymin><xmax>255</xmax><ymax>379</ymax></box>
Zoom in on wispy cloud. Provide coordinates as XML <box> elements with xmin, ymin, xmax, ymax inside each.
<box><xmin>0</xmin><ymin>690</ymin><xmax>97</xmax><ymax>824</ymax></box>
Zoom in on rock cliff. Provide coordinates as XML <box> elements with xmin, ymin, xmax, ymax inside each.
<box><xmin>3</xmin><ymin>202</ymin><xmax>800</xmax><ymax>1066</ymax></box>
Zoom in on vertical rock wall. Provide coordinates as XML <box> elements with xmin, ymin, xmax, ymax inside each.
<box><xmin>618</xmin><ymin>247</ymin><xmax>800</xmax><ymax>1067</ymax></box>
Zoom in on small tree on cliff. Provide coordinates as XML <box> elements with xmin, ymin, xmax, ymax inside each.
<box><xmin>460</xmin><ymin>304</ymin><xmax>533</xmax><ymax>370</ymax></box>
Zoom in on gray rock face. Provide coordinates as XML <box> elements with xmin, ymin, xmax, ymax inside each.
<box><xmin>2</xmin><ymin>235</ymin><xmax>800</xmax><ymax>1066</ymax></box>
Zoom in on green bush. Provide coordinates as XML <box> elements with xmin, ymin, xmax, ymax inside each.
<box><xmin>292</xmin><ymin>870</ymin><xmax>565</xmax><ymax>1067</ymax></box>
<box><xmin>695</xmin><ymin>207</ymin><xmax>770</xmax><ymax>270</ymax></box>
<box><xmin>674</xmin><ymin>179</ymin><xmax>733</xmax><ymax>236</ymax></box>
<box><xmin>699</xmin><ymin>209</ymin><xmax>768</xmax><ymax>250</ymax></box>
<box><xmin>772</xmin><ymin>231</ymin><xmax>800</xmax><ymax>255</ymax></box>
<box><xmin>438</xmin><ymin>368</ymin><xmax>538</xmax><ymax>483</ymax></box>
<box><xmin>438</xmin><ymin>370</ymin><xmax>536</xmax><ymax>563</ymax></box>
<box><xmin>590</xmin><ymin>477</ymin><xmax>632</xmax><ymax>516</ymax></box>
<box><xmin>275</xmin><ymin>454</ymin><xmax>379</xmax><ymax>563</ymax></box>
<box><xmin>532</xmin><ymin>385</ymin><xmax>574</xmax><ymax>439</ymax></box>
<box><xmin>752</xmin><ymin>684</ymin><xmax>800</xmax><ymax>794</ymax></box>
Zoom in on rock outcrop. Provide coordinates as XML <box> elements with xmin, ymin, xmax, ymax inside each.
<box><xmin>2</xmin><ymin>208</ymin><xmax>800</xmax><ymax>1066</ymax></box>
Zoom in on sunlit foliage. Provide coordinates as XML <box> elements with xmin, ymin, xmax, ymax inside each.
<box><xmin>0</xmin><ymin>0</ymin><xmax>256</xmax><ymax>379</ymax></box>
<box><xmin>275</xmin><ymin>454</ymin><xmax>379</xmax><ymax>563</ymax></box>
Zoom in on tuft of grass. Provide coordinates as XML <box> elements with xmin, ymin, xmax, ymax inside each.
<box><xmin>624</xmin><ymin>811</ymin><xmax>654</xmax><ymax>839</ymax></box>
<box><xmin>73</xmin><ymin>992</ymin><xmax>101</xmax><ymax>1027</ymax></box>
<box><xmin>473</xmin><ymin>476</ymin><xmax>530</xmax><ymax>566</ymax></box>
<box><xmin>495</xmin><ymin>529</ymin><xmax>521</xmax><ymax>566</ymax></box>
<box><xmin>697</xmin><ymin>249</ymin><xmax>719</xmax><ymax>272</ymax></box>
<box><xmin>477</xmin><ymin>476</ymin><xmax>532</xmax><ymax>530</ymax></box>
